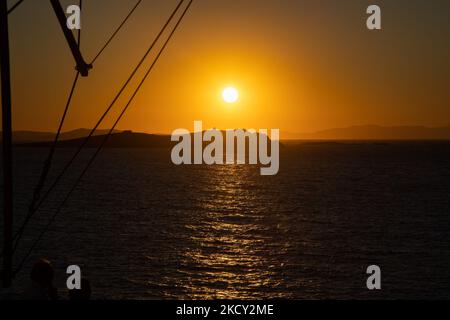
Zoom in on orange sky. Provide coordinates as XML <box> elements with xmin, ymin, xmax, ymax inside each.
<box><xmin>6</xmin><ymin>0</ymin><xmax>450</xmax><ymax>134</ymax></box>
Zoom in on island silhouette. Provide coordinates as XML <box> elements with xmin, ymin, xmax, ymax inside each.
<box><xmin>4</xmin><ymin>125</ymin><xmax>450</xmax><ymax>147</ymax></box>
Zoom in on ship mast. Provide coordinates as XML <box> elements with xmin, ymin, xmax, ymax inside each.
<box><xmin>0</xmin><ymin>1</ymin><xmax>90</xmax><ymax>289</ymax></box>
<box><xmin>1</xmin><ymin>0</ymin><xmax>14</xmax><ymax>289</ymax></box>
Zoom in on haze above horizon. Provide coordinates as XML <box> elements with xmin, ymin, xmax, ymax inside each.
<box><xmin>7</xmin><ymin>0</ymin><xmax>450</xmax><ymax>135</ymax></box>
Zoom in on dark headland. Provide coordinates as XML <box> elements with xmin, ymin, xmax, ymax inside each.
<box><xmin>3</xmin><ymin>125</ymin><xmax>450</xmax><ymax>148</ymax></box>
<box><xmin>16</xmin><ymin>131</ymin><xmax>172</xmax><ymax>148</ymax></box>
<box><xmin>11</xmin><ymin>130</ymin><xmax>276</xmax><ymax>149</ymax></box>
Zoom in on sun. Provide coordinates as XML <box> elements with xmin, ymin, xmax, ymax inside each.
<box><xmin>222</xmin><ymin>87</ymin><xmax>239</xmax><ymax>104</ymax></box>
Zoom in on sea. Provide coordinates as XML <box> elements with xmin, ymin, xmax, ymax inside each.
<box><xmin>1</xmin><ymin>141</ymin><xmax>450</xmax><ymax>299</ymax></box>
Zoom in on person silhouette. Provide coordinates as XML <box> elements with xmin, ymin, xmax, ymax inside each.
<box><xmin>24</xmin><ymin>258</ymin><xmax>58</xmax><ymax>300</ymax></box>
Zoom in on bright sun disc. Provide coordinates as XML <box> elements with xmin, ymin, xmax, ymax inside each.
<box><xmin>222</xmin><ymin>87</ymin><xmax>239</xmax><ymax>103</ymax></box>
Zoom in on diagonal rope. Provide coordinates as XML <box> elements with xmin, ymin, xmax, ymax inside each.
<box><xmin>14</xmin><ymin>0</ymin><xmax>194</xmax><ymax>276</ymax></box>
<box><xmin>7</xmin><ymin>0</ymin><xmax>25</xmax><ymax>15</ymax></box>
<box><xmin>27</xmin><ymin>72</ymin><xmax>79</xmax><ymax>211</ymax></box>
<box><xmin>12</xmin><ymin>0</ymin><xmax>186</xmax><ymax>257</ymax></box>
<box><xmin>28</xmin><ymin>0</ymin><xmax>83</xmax><ymax>215</ymax></box>
<box><xmin>90</xmin><ymin>0</ymin><xmax>143</xmax><ymax>65</ymax></box>
<box><xmin>11</xmin><ymin>0</ymin><xmax>83</xmax><ymax>253</ymax></box>
<box><xmin>0</xmin><ymin>0</ymin><xmax>82</xmax><ymax>260</ymax></box>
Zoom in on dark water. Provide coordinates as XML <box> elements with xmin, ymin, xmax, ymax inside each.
<box><xmin>2</xmin><ymin>141</ymin><xmax>450</xmax><ymax>299</ymax></box>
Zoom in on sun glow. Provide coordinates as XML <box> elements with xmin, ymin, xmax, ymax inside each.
<box><xmin>222</xmin><ymin>87</ymin><xmax>239</xmax><ymax>104</ymax></box>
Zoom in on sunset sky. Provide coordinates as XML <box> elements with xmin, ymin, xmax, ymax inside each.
<box><xmin>7</xmin><ymin>0</ymin><xmax>450</xmax><ymax>134</ymax></box>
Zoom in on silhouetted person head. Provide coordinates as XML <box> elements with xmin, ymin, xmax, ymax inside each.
<box><xmin>31</xmin><ymin>259</ymin><xmax>54</xmax><ymax>288</ymax></box>
<box><xmin>68</xmin><ymin>278</ymin><xmax>91</xmax><ymax>301</ymax></box>
<box><xmin>26</xmin><ymin>258</ymin><xmax>58</xmax><ymax>300</ymax></box>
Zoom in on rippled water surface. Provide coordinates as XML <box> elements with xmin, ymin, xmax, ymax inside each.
<box><xmin>3</xmin><ymin>142</ymin><xmax>450</xmax><ymax>299</ymax></box>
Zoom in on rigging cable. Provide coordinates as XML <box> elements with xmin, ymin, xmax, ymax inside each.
<box><xmin>27</xmin><ymin>0</ymin><xmax>82</xmax><ymax>223</ymax></box>
<box><xmin>14</xmin><ymin>0</ymin><xmax>194</xmax><ymax>276</ymax></box>
<box><xmin>90</xmin><ymin>0</ymin><xmax>143</xmax><ymax>65</ymax></box>
<box><xmin>12</xmin><ymin>0</ymin><xmax>186</xmax><ymax>256</ymax></box>
<box><xmin>6</xmin><ymin>0</ymin><xmax>83</xmax><ymax>259</ymax></box>
<box><xmin>7</xmin><ymin>0</ymin><xmax>25</xmax><ymax>15</ymax></box>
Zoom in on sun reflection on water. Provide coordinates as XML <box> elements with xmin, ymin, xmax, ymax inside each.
<box><xmin>177</xmin><ymin>164</ymin><xmax>290</xmax><ymax>299</ymax></box>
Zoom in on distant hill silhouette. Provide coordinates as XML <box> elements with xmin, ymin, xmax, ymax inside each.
<box><xmin>283</xmin><ymin>125</ymin><xmax>450</xmax><ymax>140</ymax></box>
<box><xmin>18</xmin><ymin>131</ymin><xmax>171</xmax><ymax>148</ymax></box>
<box><xmin>6</xmin><ymin>125</ymin><xmax>450</xmax><ymax>146</ymax></box>
<box><xmin>1</xmin><ymin>128</ymin><xmax>121</xmax><ymax>144</ymax></box>
<box><xmin>17</xmin><ymin>130</ymin><xmax>276</xmax><ymax>149</ymax></box>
